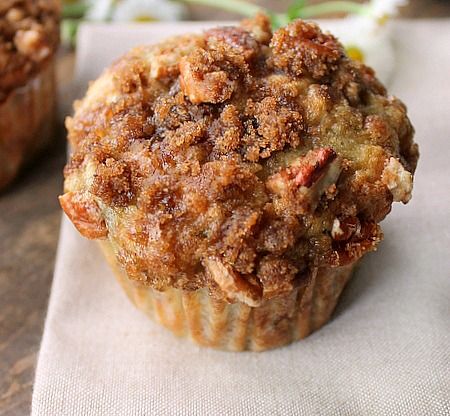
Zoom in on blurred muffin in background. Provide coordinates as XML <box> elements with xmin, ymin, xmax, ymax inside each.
<box><xmin>0</xmin><ymin>0</ymin><xmax>60</xmax><ymax>190</ymax></box>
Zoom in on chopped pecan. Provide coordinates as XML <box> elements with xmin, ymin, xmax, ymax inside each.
<box><xmin>14</xmin><ymin>29</ymin><xmax>51</xmax><ymax>62</ymax></box>
<box><xmin>266</xmin><ymin>148</ymin><xmax>338</xmax><ymax>190</ymax></box>
<box><xmin>59</xmin><ymin>192</ymin><xmax>108</xmax><ymax>239</ymax></box>
<box><xmin>203</xmin><ymin>257</ymin><xmax>262</xmax><ymax>307</ymax></box>
<box><xmin>332</xmin><ymin>221</ymin><xmax>382</xmax><ymax>266</ymax></box>
<box><xmin>295</xmin><ymin>147</ymin><xmax>337</xmax><ymax>187</ymax></box>
<box><xmin>381</xmin><ymin>157</ymin><xmax>413</xmax><ymax>203</ymax></box>
<box><xmin>331</xmin><ymin>216</ymin><xmax>361</xmax><ymax>241</ymax></box>
<box><xmin>266</xmin><ymin>148</ymin><xmax>341</xmax><ymax>215</ymax></box>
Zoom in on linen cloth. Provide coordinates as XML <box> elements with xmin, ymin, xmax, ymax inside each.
<box><xmin>32</xmin><ymin>21</ymin><xmax>450</xmax><ymax>415</ymax></box>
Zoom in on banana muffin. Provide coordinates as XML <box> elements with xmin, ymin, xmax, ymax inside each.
<box><xmin>60</xmin><ymin>15</ymin><xmax>418</xmax><ymax>351</ymax></box>
<box><xmin>0</xmin><ymin>0</ymin><xmax>60</xmax><ymax>190</ymax></box>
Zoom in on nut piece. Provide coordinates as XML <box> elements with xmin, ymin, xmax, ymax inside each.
<box><xmin>331</xmin><ymin>217</ymin><xmax>361</xmax><ymax>241</ymax></box>
<box><xmin>14</xmin><ymin>29</ymin><xmax>51</xmax><ymax>61</ymax></box>
<box><xmin>381</xmin><ymin>157</ymin><xmax>413</xmax><ymax>203</ymax></box>
<box><xmin>6</xmin><ymin>8</ymin><xmax>25</xmax><ymax>22</ymax></box>
<box><xmin>333</xmin><ymin>221</ymin><xmax>382</xmax><ymax>266</ymax></box>
<box><xmin>295</xmin><ymin>147</ymin><xmax>337</xmax><ymax>187</ymax></box>
<box><xmin>266</xmin><ymin>147</ymin><xmax>341</xmax><ymax>214</ymax></box>
<box><xmin>203</xmin><ymin>257</ymin><xmax>262</xmax><ymax>307</ymax></box>
<box><xmin>179</xmin><ymin>55</ymin><xmax>235</xmax><ymax>104</ymax></box>
<box><xmin>59</xmin><ymin>192</ymin><xmax>108</xmax><ymax>239</ymax></box>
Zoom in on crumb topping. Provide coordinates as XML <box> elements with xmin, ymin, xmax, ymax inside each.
<box><xmin>0</xmin><ymin>0</ymin><xmax>59</xmax><ymax>100</ymax></box>
<box><xmin>62</xmin><ymin>16</ymin><xmax>418</xmax><ymax>304</ymax></box>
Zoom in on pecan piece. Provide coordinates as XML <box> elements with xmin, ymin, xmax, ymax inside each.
<box><xmin>266</xmin><ymin>147</ymin><xmax>341</xmax><ymax>214</ymax></box>
<box><xmin>331</xmin><ymin>217</ymin><xmax>361</xmax><ymax>241</ymax></box>
<box><xmin>294</xmin><ymin>147</ymin><xmax>337</xmax><ymax>187</ymax></box>
<box><xmin>14</xmin><ymin>29</ymin><xmax>51</xmax><ymax>62</ymax></box>
<box><xmin>381</xmin><ymin>157</ymin><xmax>413</xmax><ymax>203</ymax></box>
<box><xmin>59</xmin><ymin>192</ymin><xmax>108</xmax><ymax>239</ymax></box>
<box><xmin>203</xmin><ymin>257</ymin><xmax>262</xmax><ymax>307</ymax></box>
<box><xmin>332</xmin><ymin>221</ymin><xmax>382</xmax><ymax>266</ymax></box>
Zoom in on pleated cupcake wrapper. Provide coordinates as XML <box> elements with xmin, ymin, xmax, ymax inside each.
<box><xmin>99</xmin><ymin>241</ymin><xmax>355</xmax><ymax>351</ymax></box>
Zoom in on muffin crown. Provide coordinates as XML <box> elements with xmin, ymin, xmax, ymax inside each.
<box><xmin>0</xmin><ymin>0</ymin><xmax>60</xmax><ymax>100</ymax></box>
<box><xmin>61</xmin><ymin>15</ymin><xmax>418</xmax><ymax>305</ymax></box>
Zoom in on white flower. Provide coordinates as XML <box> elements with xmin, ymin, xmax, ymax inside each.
<box><xmin>111</xmin><ymin>0</ymin><xmax>186</xmax><ymax>22</ymax></box>
<box><xmin>86</xmin><ymin>0</ymin><xmax>115</xmax><ymax>21</ymax></box>
<box><xmin>367</xmin><ymin>0</ymin><xmax>408</xmax><ymax>20</ymax></box>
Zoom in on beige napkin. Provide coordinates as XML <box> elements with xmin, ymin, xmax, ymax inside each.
<box><xmin>32</xmin><ymin>21</ymin><xmax>450</xmax><ymax>415</ymax></box>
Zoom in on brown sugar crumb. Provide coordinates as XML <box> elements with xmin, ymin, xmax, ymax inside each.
<box><xmin>179</xmin><ymin>51</ymin><xmax>237</xmax><ymax>104</ymax></box>
<box><xmin>209</xmin><ymin>104</ymin><xmax>243</xmax><ymax>154</ymax></box>
<box><xmin>205</xmin><ymin>26</ymin><xmax>260</xmax><ymax>62</ymax></box>
<box><xmin>243</xmin><ymin>96</ymin><xmax>303</xmax><ymax>160</ymax></box>
<box><xmin>61</xmin><ymin>15</ymin><xmax>418</xmax><ymax>304</ymax></box>
<box><xmin>270</xmin><ymin>20</ymin><xmax>344</xmax><ymax>80</ymax></box>
<box><xmin>91</xmin><ymin>158</ymin><xmax>135</xmax><ymax>206</ymax></box>
<box><xmin>257</xmin><ymin>256</ymin><xmax>298</xmax><ymax>299</ymax></box>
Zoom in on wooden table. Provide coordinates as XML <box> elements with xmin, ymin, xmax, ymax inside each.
<box><xmin>1</xmin><ymin>2</ymin><xmax>449</xmax><ymax>414</ymax></box>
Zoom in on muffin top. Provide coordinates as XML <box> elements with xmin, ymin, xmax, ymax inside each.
<box><xmin>0</xmin><ymin>0</ymin><xmax>60</xmax><ymax>101</ymax></box>
<box><xmin>61</xmin><ymin>15</ymin><xmax>418</xmax><ymax>306</ymax></box>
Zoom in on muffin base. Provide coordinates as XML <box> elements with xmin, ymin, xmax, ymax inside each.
<box><xmin>99</xmin><ymin>240</ymin><xmax>355</xmax><ymax>352</ymax></box>
<box><xmin>0</xmin><ymin>59</ymin><xmax>57</xmax><ymax>190</ymax></box>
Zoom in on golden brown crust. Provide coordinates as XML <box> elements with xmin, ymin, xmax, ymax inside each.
<box><xmin>0</xmin><ymin>0</ymin><xmax>60</xmax><ymax>101</ymax></box>
<box><xmin>62</xmin><ymin>16</ymin><xmax>418</xmax><ymax>303</ymax></box>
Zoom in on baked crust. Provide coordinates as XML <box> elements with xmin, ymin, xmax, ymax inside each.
<box><xmin>62</xmin><ymin>16</ymin><xmax>418</xmax><ymax>304</ymax></box>
<box><xmin>0</xmin><ymin>0</ymin><xmax>60</xmax><ymax>101</ymax></box>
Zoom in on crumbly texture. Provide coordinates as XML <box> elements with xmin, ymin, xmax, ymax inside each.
<box><xmin>0</xmin><ymin>0</ymin><xmax>60</xmax><ymax>101</ymax></box>
<box><xmin>61</xmin><ymin>16</ymin><xmax>418</xmax><ymax>305</ymax></box>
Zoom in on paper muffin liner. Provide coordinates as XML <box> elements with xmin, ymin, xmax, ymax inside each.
<box><xmin>0</xmin><ymin>59</ymin><xmax>57</xmax><ymax>190</ymax></box>
<box><xmin>99</xmin><ymin>240</ymin><xmax>356</xmax><ymax>352</ymax></box>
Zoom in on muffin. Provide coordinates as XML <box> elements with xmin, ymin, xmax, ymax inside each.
<box><xmin>60</xmin><ymin>15</ymin><xmax>418</xmax><ymax>351</ymax></box>
<box><xmin>0</xmin><ymin>0</ymin><xmax>60</xmax><ymax>190</ymax></box>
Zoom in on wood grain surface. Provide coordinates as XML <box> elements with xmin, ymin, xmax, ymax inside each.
<box><xmin>1</xmin><ymin>2</ymin><xmax>449</xmax><ymax>414</ymax></box>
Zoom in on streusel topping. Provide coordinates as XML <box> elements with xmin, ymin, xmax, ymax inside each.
<box><xmin>61</xmin><ymin>16</ymin><xmax>418</xmax><ymax>305</ymax></box>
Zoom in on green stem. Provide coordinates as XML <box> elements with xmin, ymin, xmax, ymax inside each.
<box><xmin>62</xmin><ymin>3</ymin><xmax>89</xmax><ymax>19</ymax></box>
<box><xmin>179</xmin><ymin>0</ymin><xmax>266</xmax><ymax>18</ymax></box>
<box><xmin>295</xmin><ymin>1</ymin><xmax>368</xmax><ymax>19</ymax></box>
